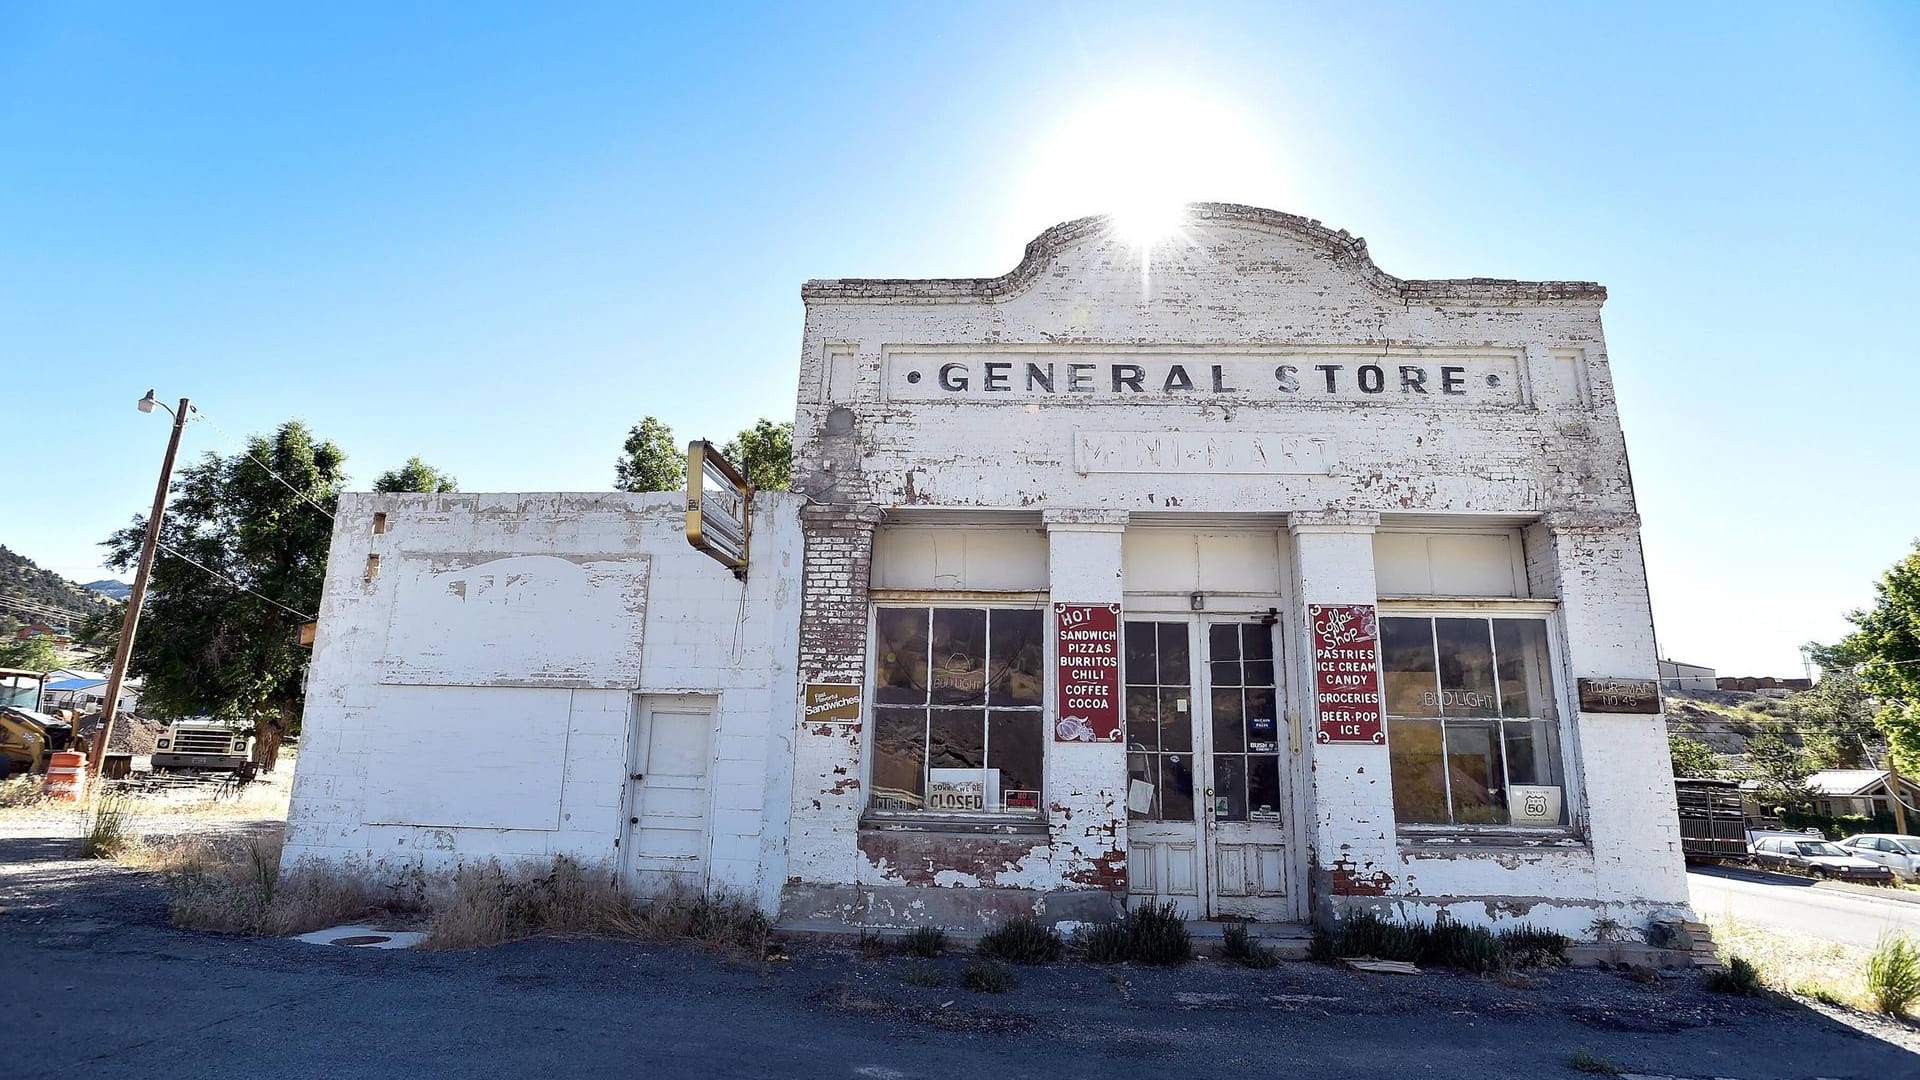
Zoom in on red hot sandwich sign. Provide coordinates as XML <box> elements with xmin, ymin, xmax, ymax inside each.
<box><xmin>1054</xmin><ymin>603</ymin><xmax>1122</xmax><ymax>742</ymax></box>
<box><xmin>1310</xmin><ymin>604</ymin><xmax>1385</xmax><ymax>745</ymax></box>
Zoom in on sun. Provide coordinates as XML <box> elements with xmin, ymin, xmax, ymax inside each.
<box><xmin>1013</xmin><ymin>84</ymin><xmax>1282</xmax><ymax>251</ymax></box>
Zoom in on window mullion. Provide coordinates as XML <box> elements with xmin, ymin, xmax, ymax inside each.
<box><xmin>1428</xmin><ymin>619</ymin><xmax>1454</xmax><ymax>825</ymax></box>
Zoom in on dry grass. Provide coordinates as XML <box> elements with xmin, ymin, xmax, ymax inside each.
<box><xmin>0</xmin><ymin>775</ymin><xmax>53</xmax><ymax>810</ymax></box>
<box><xmin>1707</xmin><ymin>915</ymin><xmax>1875</xmax><ymax>1009</ymax></box>
<box><xmin>126</xmin><ymin>830</ymin><xmax>420</xmax><ymax>936</ymax></box>
<box><xmin>79</xmin><ymin>793</ymin><xmax>135</xmax><ymax>859</ymax></box>
<box><xmin>419</xmin><ymin>859</ymin><xmax>770</xmax><ymax>956</ymax></box>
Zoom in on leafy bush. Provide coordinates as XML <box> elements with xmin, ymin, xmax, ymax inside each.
<box><xmin>1126</xmin><ymin>900</ymin><xmax>1192</xmax><ymax>966</ymax></box>
<box><xmin>963</xmin><ymin>959</ymin><xmax>1016</xmax><ymax>992</ymax></box>
<box><xmin>1866</xmin><ymin>934</ymin><xmax>1920</xmax><ymax>1017</ymax></box>
<box><xmin>1496</xmin><ymin>924</ymin><xmax>1569</xmax><ymax>969</ymax></box>
<box><xmin>1421</xmin><ymin>915</ymin><xmax>1505</xmax><ymax>973</ymax></box>
<box><xmin>1703</xmin><ymin>956</ymin><xmax>1765</xmax><ymax>996</ymax></box>
<box><xmin>1078</xmin><ymin>921</ymin><xmax>1130</xmax><ymax>963</ymax></box>
<box><xmin>1222</xmin><ymin>921</ymin><xmax>1279</xmax><ymax>969</ymax></box>
<box><xmin>901</xmin><ymin>926</ymin><xmax>946</xmax><ymax>958</ymax></box>
<box><xmin>1311</xmin><ymin>909</ymin><xmax>1422</xmax><ymax>964</ymax></box>
<box><xmin>978</xmin><ymin>915</ymin><xmax>1063</xmax><ymax>964</ymax></box>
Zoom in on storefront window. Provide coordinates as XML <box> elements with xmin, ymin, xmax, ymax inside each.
<box><xmin>871</xmin><ymin>606</ymin><xmax>1044</xmax><ymax>815</ymax></box>
<box><xmin>1382</xmin><ymin>616</ymin><xmax>1565</xmax><ymax>827</ymax></box>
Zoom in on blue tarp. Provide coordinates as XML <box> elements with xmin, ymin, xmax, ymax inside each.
<box><xmin>43</xmin><ymin>678</ymin><xmax>107</xmax><ymax>692</ymax></box>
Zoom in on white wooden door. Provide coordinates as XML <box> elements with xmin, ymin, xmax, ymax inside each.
<box><xmin>1200</xmin><ymin>619</ymin><xmax>1292</xmax><ymax>920</ymax></box>
<box><xmin>1124</xmin><ymin>618</ymin><xmax>1294</xmax><ymax>920</ymax></box>
<box><xmin>621</xmin><ymin>695</ymin><xmax>716</xmax><ymax>897</ymax></box>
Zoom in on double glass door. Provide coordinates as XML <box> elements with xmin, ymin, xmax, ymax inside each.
<box><xmin>1123</xmin><ymin>616</ymin><xmax>1294</xmax><ymax>920</ymax></box>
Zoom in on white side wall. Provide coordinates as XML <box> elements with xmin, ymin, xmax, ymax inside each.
<box><xmin>284</xmin><ymin>491</ymin><xmax>803</xmax><ymax>913</ymax></box>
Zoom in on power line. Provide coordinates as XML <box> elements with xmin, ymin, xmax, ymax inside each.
<box><xmin>153</xmin><ymin>541</ymin><xmax>315</xmax><ymax>623</ymax></box>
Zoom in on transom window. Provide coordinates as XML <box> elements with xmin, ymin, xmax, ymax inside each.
<box><xmin>871</xmin><ymin>607</ymin><xmax>1045</xmax><ymax>816</ymax></box>
<box><xmin>1381</xmin><ymin>615</ymin><xmax>1565</xmax><ymax>827</ymax></box>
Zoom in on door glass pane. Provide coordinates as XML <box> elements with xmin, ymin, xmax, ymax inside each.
<box><xmin>1214</xmin><ymin>755</ymin><xmax>1248</xmax><ymax>821</ymax></box>
<box><xmin>1241</xmin><ymin>624</ymin><xmax>1274</xmax><ymax>661</ymax></box>
<box><xmin>1387</xmin><ymin>716</ymin><xmax>1447</xmax><ymax>823</ymax></box>
<box><xmin>1210</xmin><ymin>660</ymin><xmax>1241</xmax><ymax>688</ymax></box>
<box><xmin>875</xmin><ymin>608</ymin><xmax>929</xmax><ymax>705</ymax></box>
<box><xmin>1209</xmin><ymin>623</ymin><xmax>1240</xmax><ymax>661</ymax></box>
<box><xmin>1381</xmin><ymin>617</ymin><xmax>1437</xmax><ymax>718</ymax></box>
<box><xmin>1245</xmin><ymin>686</ymin><xmax>1279</xmax><ymax>752</ymax></box>
<box><xmin>1125</xmin><ymin>622</ymin><xmax>1157</xmax><ymax>684</ymax></box>
<box><xmin>1435</xmin><ymin>618</ymin><xmax>1499</xmax><ymax>718</ymax></box>
<box><xmin>987</xmin><ymin>710</ymin><xmax>1043</xmax><ymax>809</ymax></box>
<box><xmin>871</xmin><ymin>708</ymin><xmax>926</xmax><ymax>810</ymax></box>
<box><xmin>1248</xmin><ymin>756</ymin><xmax>1282</xmax><ymax>821</ymax></box>
<box><xmin>1243</xmin><ymin>660</ymin><xmax>1275</xmax><ymax>688</ymax></box>
<box><xmin>1157</xmin><ymin>623</ymin><xmax>1190</xmax><ymax>685</ymax></box>
<box><xmin>1125</xmin><ymin>687</ymin><xmax>1160</xmax><ymax>751</ymax></box>
<box><xmin>930</xmin><ymin>609</ymin><xmax>987</xmax><ymax>705</ymax></box>
<box><xmin>988</xmin><ymin>609</ymin><xmax>1044</xmax><ymax>706</ymax></box>
<box><xmin>1492</xmin><ymin>619</ymin><xmax>1556</xmax><ymax>720</ymax></box>
<box><xmin>1127</xmin><ymin>752</ymin><xmax>1158</xmax><ymax>819</ymax></box>
<box><xmin>1211</xmin><ymin>689</ymin><xmax>1246</xmax><ymax>753</ymax></box>
<box><xmin>1445</xmin><ymin>720</ymin><xmax>1505</xmax><ymax>823</ymax></box>
<box><xmin>1158</xmin><ymin>688</ymin><xmax>1193</xmax><ymax>752</ymax></box>
<box><xmin>1161</xmin><ymin>753</ymin><xmax>1195</xmax><ymax>821</ymax></box>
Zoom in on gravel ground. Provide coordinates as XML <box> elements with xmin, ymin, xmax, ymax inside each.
<box><xmin>1</xmin><ymin>821</ymin><xmax>1915</xmax><ymax>1079</ymax></box>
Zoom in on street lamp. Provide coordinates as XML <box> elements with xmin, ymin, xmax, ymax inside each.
<box><xmin>90</xmin><ymin>391</ymin><xmax>192</xmax><ymax>777</ymax></box>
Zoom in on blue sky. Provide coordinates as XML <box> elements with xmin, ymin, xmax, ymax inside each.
<box><xmin>1</xmin><ymin>2</ymin><xmax>1915</xmax><ymax>676</ymax></box>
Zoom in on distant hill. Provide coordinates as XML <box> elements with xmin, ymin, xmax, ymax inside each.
<box><xmin>84</xmin><ymin>579</ymin><xmax>132</xmax><ymax>601</ymax></box>
<box><xmin>0</xmin><ymin>545</ymin><xmax>117</xmax><ymax>629</ymax></box>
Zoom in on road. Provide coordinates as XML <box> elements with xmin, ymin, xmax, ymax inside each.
<box><xmin>1688</xmin><ymin>867</ymin><xmax>1920</xmax><ymax>947</ymax></box>
<box><xmin>1</xmin><ymin>831</ymin><xmax>1914</xmax><ymax>1078</ymax></box>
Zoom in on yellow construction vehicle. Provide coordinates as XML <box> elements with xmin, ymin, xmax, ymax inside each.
<box><xmin>1</xmin><ymin>706</ymin><xmax>71</xmax><ymax>779</ymax></box>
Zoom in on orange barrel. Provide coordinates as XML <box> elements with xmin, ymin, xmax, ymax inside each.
<box><xmin>45</xmin><ymin>751</ymin><xmax>88</xmax><ymax>802</ymax></box>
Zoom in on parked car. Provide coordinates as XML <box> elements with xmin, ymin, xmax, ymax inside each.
<box><xmin>1750</xmin><ymin>836</ymin><xmax>1896</xmax><ymax>882</ymax></box>
<box><xmin>1837</xmin><ymin>834</ymin><xmax>1920</xmax><ymax>882</ymax></box>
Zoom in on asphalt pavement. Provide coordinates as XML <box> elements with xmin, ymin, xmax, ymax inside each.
<box><xmin>1688</xmin><ymin>866</ymin><xmax>1920</xmax><ymax>948</ymax></box>
<box><xmin>2</xmin><ymin>829</ymin><xmax>1916</xmax><ymax>1079</ymax></box>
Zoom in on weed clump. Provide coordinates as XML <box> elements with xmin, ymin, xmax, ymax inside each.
<box><xmin>1126</xmin><ymin>901</ymin><xmax>1192</xmax><ymax>966</ymax></box>
<box><xmin>978</xmin><ymin>915</ymin><xmax>1063</xmax><ymax>964</ymax></box>
<box><xmin>1567</xmin><ymin>1049</ymin><xmax>1622</xmax><ymax>1075</ymax></box>
<box><xmin>138</xmin><ymin>830</ymin><xmax>405</xmax><ymax>936</ymax></box>
<box><xmin>1866</xmin><ymin>934</ymin><xmax>1920</xmax><ymax>1017</ymax></box>
<box><xmin>963</xmin><ymin>959</ymin><xmax>1016</xmax><ymax>992</ymax></box>
<box><xmin>80</xmin><ymin>793</ymin><xmax>134</xmax><ymax>860</ymax></box>
<box><xmin>1222</xmin><ymin>921</ymin><xmax>1280</xmax><ymax>969</ymax></box>
<box><xmin>1078</xmin><ymin>920</ymin><xmax>1131</xmax><ymax>964</ymax></box>
<box><xmin>856</xmin><ymin>929</ymin><xmax>889</xmax><ymax>959</ymax></box>
<box><xmin>901</xmin><ymin>926</ymin><xmax>946</xmax><ymax>958</ymax></box>
<box><xmin>1703</xmin><ymin>955</ymin><xmax>1765</xmax><ymax>997</ymax></box>
<box><xmin>1309</xmin><ymin>910</ymin><xmax>1565</xmax><ymax>973</ymax></box>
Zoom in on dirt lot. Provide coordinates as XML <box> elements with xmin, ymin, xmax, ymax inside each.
<box><xmin>1</xmin><ymin>806</ymin><xmax>1914</xmax><ymax>1079</ymax></box>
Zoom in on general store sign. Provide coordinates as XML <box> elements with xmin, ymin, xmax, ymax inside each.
<box><xmin>883</xmin><ymin>349</ymin><xmax>1523</xmax><ymax>408</ymax></box>
<box><xmin>1054</xmin><ymin>603</ymin><xmax>1122</xmax><ymax>742</ymax></box>
<box><xmin>1310</xmin><ymin>603</ymin><xmax>1385</xmax><ymax>745</ymax></box>
<box><xmin>685</xmin><ymin>440</ymin><xmax>750</xmax><ymax>577</ymax></box>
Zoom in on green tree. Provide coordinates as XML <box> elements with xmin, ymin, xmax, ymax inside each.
<box><xmin>723</xmin><ymin>418</ymin><xmax>793</xmax><ymax>491</ymax></box>
<box><xmin>615</xmin><ymin>416</ymin><xmax>684</xmax><ymax>492</ymax></box>
<box><xmin>0</xmin><ymin>635</ymin><xmax>59</xmax><ymax>672</ymax></box>
<box><xmin>104</xmin><ymin>420</ymin><xmax>346</xmax><ymax>771</ymax></box>
<box><xmin>1812</xmin><ymin>541</ymin><xmax>1920</xmax><ymax>772</ymax></box>
<box><xmin>1745</xmin><ymin>725</ymin><xmax>1815</xmax><ymax>814</ymax></box>
<box><xmin>1668</xmin><ymin>732</ymin><xmax>1720</xmax><ymax>779</ymax></box>
<box><xmin>1785</xmin><ymin>669</ymin><xmax>1878</xmax><ymax>770</ymax></box>
<box><xmin>374</xmin><ymin>456</ymin><xmax>458</xmax><ymax>494</ymax></box>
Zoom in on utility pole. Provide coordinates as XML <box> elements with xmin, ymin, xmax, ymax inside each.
<box><xmin>1887</xmin><ymin>742</ymin><xmax>1911</xmax><ymax>836</ymax></box>
<box><xmin>90</xmin><ymin>394</ymin><xmax>190</xmax><ymax>776</ymax></box>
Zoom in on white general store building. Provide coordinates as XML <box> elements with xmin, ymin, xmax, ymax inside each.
<box><xmin>286</xmin><ymin>204</ymin><xmax>1690</xmax><ymax>937</ymax></box>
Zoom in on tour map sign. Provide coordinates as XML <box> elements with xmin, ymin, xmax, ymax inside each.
<box><xmin>1054</xmin><ymin>603</ymin><xmax>1121</xmax><ymax>743</ymax></box>
<box><xmin>1310</xmin><ymin>604</ymin><xmax>1386</xmax><ymax>744</ymax></box>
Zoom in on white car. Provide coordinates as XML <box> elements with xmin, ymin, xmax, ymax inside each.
<box><xmin>1837</xmin><ymin>834</ymin><xmax>1920</xmax><ymax>882</ymax></box>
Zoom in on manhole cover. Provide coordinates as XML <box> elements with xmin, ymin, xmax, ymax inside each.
<box><xmin>332</xmin><ymin>935</ymin><xmax>392</xmax><ymax>947</ymax></box>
